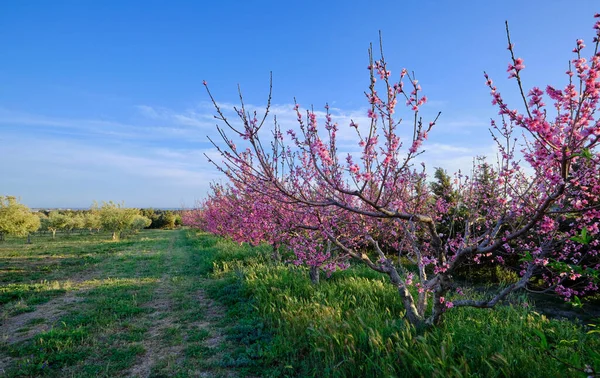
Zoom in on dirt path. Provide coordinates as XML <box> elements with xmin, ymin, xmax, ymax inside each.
<box><xmin>126</xmin><ymin>234</ymin><xmax>180</xmax><ymax>378</ymax></box>
<box><xmin>194</xmin><ymin>289</ymin><xmax>226</xmax><ymax>349</ymax></box>
<box><xmin>126</xmin><ymin>232</ymin><xmax>233</xmax><ymax>378</ymax></box>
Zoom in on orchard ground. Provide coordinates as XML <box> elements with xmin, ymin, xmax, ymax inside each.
<box><xmin>0</xmin><ymin>229</ymin><xmax>231</xmax><ymax>377</ymax></box>
<box><xmin>0</xmin><ymin>230</ymin><xmax>598</xmax><ymax>377</ymax></box>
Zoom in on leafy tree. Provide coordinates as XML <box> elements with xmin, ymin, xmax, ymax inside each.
<box><xmin>0</xmin><ymin>196</ymin><xmax>41</xmax><ymax>241</ymax></box>
<box><xmin>83</xmin><ymin>212</ymin><xmax>101</xmax><ymax>233</ymax></box>
<box><xmin>60</xmin><ymin>213</ymin><xmax>77</xmax><ymax>235</ymax></box>
<box><xmin>48</xmin><ymin>211</ymin><xmax>70</xmax><ymax>238</ymax></box>
<box><xmin>142</xmin><ymin>209</ymin><xmax>183</xmax><ymax>229</ymax></box>
<box><xmin>430</xmin><ymin>167</ymin><xmax>456</xmax><ymax>205</ymax></box>
<box><xmin>70</xmin><ymin>213</ymin><xmax>85</xmax><ymax>234</ymax></box>
<box><xmin>162</xmin><ymin>211</ymin><xmax>176</xmax><ymax>229</ymax></box>
<box><xmin>174</xmin><ymin>214</ymin><xmax>182</xmax><ymax>227</ymax></box>
<box><xmin>99</xmin><ymin>201</ymin><xmax>138</xmax><ymax>240</ymax></box>
<box><xmin>37</xmin><ymin>212</ymin><xmax>50</xmax><ymax>235</ymax></box>
<box><xmin>130</xmin><ymin>215</ymin><xmax>152</xmax><ymax>233</ymax></box>
<box><xmin>140</xmin><ymin>208</ymin><xmax>155</xmax><ymax>220</ymax></box>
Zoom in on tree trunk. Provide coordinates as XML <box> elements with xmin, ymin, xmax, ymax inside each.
<box><xmin>52</xmin><ymin>230</ymin><xmax>56</xmax><ymax>239</ymax></box>
<box><xmin>381</xmin><ymin>261</ymin><xmax>427</xmax><ymax>328</ymax></box>
<box><xmin>27</xmin><ymin>233</ymin><xmax>32</xmax><ymax>244</ymax></box>
<box><xmin>271</xmin><ymin>243</ymin><xmax>281</xmax><ymax>262</ymax></box>
<box><xmin>309</xmin><ymin>265</ymin><xmax>320</xmax><ymax>284</ymax></box>
<box><xmin>112</xmin><ymin>231</ymin><xmax>117</xmax><ymax>240</ymax></box>
<box><xmin>0</xmin><ymin>232</ymin><xmax>4</xmax><ymax>242</ymax></box>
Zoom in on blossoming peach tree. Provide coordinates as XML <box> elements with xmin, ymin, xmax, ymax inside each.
<box><xmin>191</xmin><ymin>16</ymin><xmax>600</xmax><ymax>327</ymax></box>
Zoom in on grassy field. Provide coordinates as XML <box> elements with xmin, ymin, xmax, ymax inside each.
<box><xmin>0</xmin><ymin>229</ymin><xmax>234</xmax><ymax>377</ymax></box>
<box><xmin>1</xmin><ymin>230</ymin><xmax>598</xmax><ymax>377</ymax></box>
<box><xmin>198</xmin><ymin>234</ymin><xmax>600</xmax><ymax>377</ymax></box>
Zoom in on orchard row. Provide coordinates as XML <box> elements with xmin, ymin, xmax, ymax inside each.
<box><xmin>184</xmin><ymin>15</ymin><xmax>600</xmax><ymax>328</ymax></box>
<box><xmin>0</xmin><ymin>196</ymin><xmax>183</xmax><ymax>241</ymax></box>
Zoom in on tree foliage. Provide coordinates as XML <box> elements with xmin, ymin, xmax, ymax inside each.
<box><xmin>131</xmin><ymin>215</ymin><xmax>152</xmax><ymax>232</ymax></box>
<box><xmin>47</xmin><ymin>211</ymin><xmax>70</xmax><ymax>238</ymax></box>
<box><xmin>0</xmin><ymin>196</ymin><xmax>41</xmax><ymax>241</ymax></box>
<box><xmin>99</xmin><ymin>201</ymin><xmax>139</xmax><ymax>240</ymax></box>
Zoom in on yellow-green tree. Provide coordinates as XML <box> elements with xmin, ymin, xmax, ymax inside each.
<box><xmin>70</xmin><ymin>213</ymin><xmax>85</xmax><ymax>234</ymax></box>
<box><xmin>37</xmin><ymin>212</ymin><xmax>50</xmax><ymax>234</ymax></box>
<box><xmin>130</xmin><ymin>215</ymin><xmax>152</xmax><ymax>233</ymax></box>
<box><xmin>48</xmin><ymin>211</ymin><xmax>70</xmax><ymax>238</ymax></box>
<box><xmin>0</xmin><ymin>196</ymin><xmax>41</xmax><ymax>241</ymax></box>
<box><xmin>83</xmin><ymin>211</ymin><xmax>101</xmax><ymax>233</ymax></box>
<box><xmin>163</xmin><ymin>211</ymin><xmax>177</xmax><ymax>229</ymax></box>
<box><xmin>99</xmin><ymin>201</ymin><xmax>138</xmax><ymax>240</ymax></box>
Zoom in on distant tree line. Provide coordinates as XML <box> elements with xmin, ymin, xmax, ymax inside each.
<box><xmin>0</xmin><ymin>196</ymin><xmax>184</xmax><ymax>242</ymax></box>
<box><xmin>138</xmin><ymin>208</ymin><xmax>183</xmax><ymax>230</ymax></box>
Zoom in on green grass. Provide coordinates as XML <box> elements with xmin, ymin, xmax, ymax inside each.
<box><xmin>1</xmin><ymin>230</ymin><xmax>598</xmax><ymax>377</ymax></box>
<box><xmin>196</xmin><ymin>233</ymin><xmax>600</xmax><ymax>377</ymax></box>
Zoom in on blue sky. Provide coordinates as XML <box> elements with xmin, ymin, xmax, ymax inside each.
<box><xmin>1</xmin><ymin>1</ymin><xmax>598</xmax><ymax>208</ymax></box>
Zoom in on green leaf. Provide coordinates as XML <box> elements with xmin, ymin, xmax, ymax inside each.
<box><xmin>587</xmin><ymin>324</ymin><xmax>600</xmax><ymax>335</ymax></box>
<box><xmin>570</xmin><ymin>296</ymin><xmax>583</xmax><ymax>309</ymax></box>
<box><xmin>533</xmin><ymin>329</ymin><xmax>548</xmax><ymax>350</ymax></box>
<box><xmin>519</xmin><ymin>251</ymin><xmax>533</xmax><ymax>263</ymax></box>
<box><xmin>584</xmin><ymin>268</ymin><xmax>599</xmax><ymax>279</ymax></box>
<box><xmin>570</xmin><ymin>227</ymin><xmax>592</xmax><ymax>245</ymax></box>
<box><xmin>547</xmin><ymin>261</ymin><xmax>570</xmax><ymax>273</ymax></box>
<box><xmin>578</xmin><ymin>148</ymin><xmax>593</xmax><ymax>161</ymax></box>
<box><xmin>557</xmin><ymin>339</ymin><xmax>577</xmax><ymax>346</ymax></box>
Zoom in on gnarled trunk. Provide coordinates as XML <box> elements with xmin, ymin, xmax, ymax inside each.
<box><xmin>309</xmin><ymin>265</ymin><xmax>320</xmax><ymax>284</ymax></box>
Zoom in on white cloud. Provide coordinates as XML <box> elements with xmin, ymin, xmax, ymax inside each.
<box><xmin>136</xmin><ymin>104</ymin><xmax>217</xmax><ymax>129</ymax></box>
<box><xmin>0</xmin><ymin>131</ymin><xmax>219</xmax><ymax>208</ymax></box>
<box><xmin>1</xmin><ymin>101</ymin><xmax>501</xmax><ymax>208</ymax></box>
<box><xmin>0</xmin><ymin>108</ymin><xmax>215</xmax><ymax>142</ymax></box>
<box><xmin>136</xmin><ymin>105</ymin><xmax>160</xmax><ymax>119</ymax></box>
